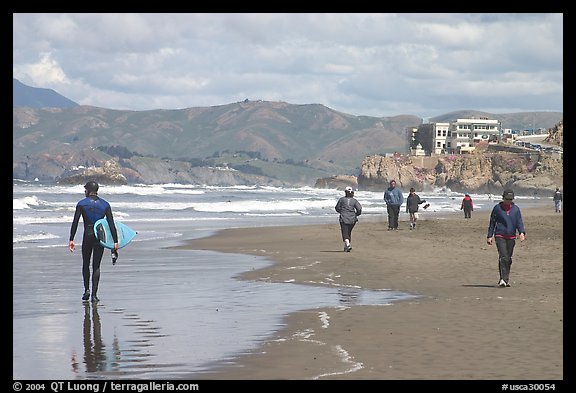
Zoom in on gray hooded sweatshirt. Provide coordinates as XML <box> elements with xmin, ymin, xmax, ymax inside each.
<box><xmin>335</xmin><ymin>195</ymin><xmax>362</xmax><ymax>225</ymax></box>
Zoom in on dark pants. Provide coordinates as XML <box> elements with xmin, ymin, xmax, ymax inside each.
<box><xmin>387</xmin><ymin>204</ymin><xmax>400</xmax><ymax>229</ymax></box>
<box><xmin>339</xmin><ymin>221</ymin><xmax>356</xmax><ymax>242</ymax></box>
<box><xmin>495</xmin><ymin>237</ymin><xmax>516</xmax><ymax>282</ymax></box>
<box><xmin>463</xmin><ymin>207</ymin><xmax>472</xmax><ymax>218</ymax></box>
<box><xmin>82</xmin><ymin>232</ymin><xmax>105</xmax><ymax>296</ymax></box>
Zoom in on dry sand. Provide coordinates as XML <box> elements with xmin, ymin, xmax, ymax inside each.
<box><xmin>177</xmin><ymin>207</ymin><xmax>563</xmax><ymax>381</ymax></box>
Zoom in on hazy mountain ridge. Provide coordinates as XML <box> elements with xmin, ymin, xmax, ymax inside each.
<box><xmin>12</xmin><ymin>80</ymin><xmax>563</xmax><ymax>186</ymax></box>
<box><xmin>13</xmin><ymin>78</ymin><xmax>78</xmax><ymax>109</ymax></box>
<box><xmin>13</xmin><ymin>102</ymin><xmax>423</xmax><ymax>178</ymax></box>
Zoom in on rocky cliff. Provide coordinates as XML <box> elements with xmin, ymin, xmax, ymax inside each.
<box><xmin>356</xmin><ymin>146</ymin><xmax>562</xmax><ymax>197</ymax></box>
<box><xmin>51</xmin><ymin>156</ymin><xmax>288</xmax><ymax>187</ymax></box>
<box><xmin>52</xmin><ymin>145</ymin><xmax>563</xmax><ymax>196</ymax></box>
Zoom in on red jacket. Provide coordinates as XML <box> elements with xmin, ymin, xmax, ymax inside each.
<box><xmin>461</xmin><ymin>195</ymin><xmax>474</xmax><ymax>210</ymax></box>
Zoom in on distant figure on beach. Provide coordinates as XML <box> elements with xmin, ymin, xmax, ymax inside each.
<box><xmin>460</xmin><ymin>193</ymin><xmax>474</xmax><ymax>218</ymax></box>
<box><xmin>383</xmin><ymin>179</ymin><xmax>404</xmax><ymax>231</ymax></box>
<box><xmin>486</xmin><ymin>189</ymin><xmax>525</xmax><ymax>288</ymax></box>
<box><xmin>335</xmin><ymin>186</ymin><xmax>362</xmax><ymax>252</ymax></box>
<box><xmin>69</xmin><ymin>181</ymin><xmax>118</xmax><ymax>303</ymax></box>
<box><xmin>553</xmin><ymin>187</ymin><xmax>562</xmax><ymax>213</ymax></box>
<box><xmin>405</xmin><ymin>187</ymin><xmax>426</xmax><ymax>230</ymax></box>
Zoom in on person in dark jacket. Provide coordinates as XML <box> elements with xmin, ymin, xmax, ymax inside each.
<box><xmin>405</xmin><ymin>188</ymin><xmax>426</xmax><ymax>230</ymax></box>
<box><xmin>487</xmin><ymin>189</ymin><xmax>526</xmax><ymax>288</ymax></box>
<box><xmin>69</xmin><ymin>181</ymin><xmax>118</xmax><ymax>302</ymax></box>
<box><xmin>553</xmin><ymin>187</ymin><xmax>562</xmax><ymax>213</ymax></box>
<box><xmin>335</xmin><ymin>186</ymin><xmax>362</xmax><ymax>252</ymax></box>
<box><xmin>460</xmin><ymin>193</ymin><xmax>474</xmax><ymax>218</ymax></box>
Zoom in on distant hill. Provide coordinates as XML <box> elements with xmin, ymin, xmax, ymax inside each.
<box><xmin>12</xmin><ymin>88</ymin><xmax>563</xmax><ymax>185</ymax></box>
<box><xmin>12</xmin><ymin>102</ymin><xmax>421</xmax><ymax>174</ymax></box>
<box><xmin>13</xmin><ymin>78</ymin><xmax>78</xmax><ymax>109</ymax></box>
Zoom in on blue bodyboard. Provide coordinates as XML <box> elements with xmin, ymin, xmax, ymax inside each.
<box><xmin>93</xmin><ymin>218</ymin><xmax>137</xmax><ymax>249</ymax></box>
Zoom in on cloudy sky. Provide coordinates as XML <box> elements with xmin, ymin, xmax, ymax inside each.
<box><xmin>13</xmin><ymin>13</ymin><xmax>563</xmax><ymax>118</ymax></box>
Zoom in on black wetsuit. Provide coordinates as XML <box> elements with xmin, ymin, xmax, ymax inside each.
<box><xmin>69</xmin><ymin>195</ymin><xmax>118</xmax><ymax>298</ymax></box>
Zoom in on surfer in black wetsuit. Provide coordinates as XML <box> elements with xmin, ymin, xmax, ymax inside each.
<box><xmin>69</xmin><ymin>181</ymin><xmax>118</xmax><ymax>303</ymax></box>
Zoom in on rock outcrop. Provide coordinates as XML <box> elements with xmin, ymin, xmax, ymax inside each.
<box><xmin>355</xmin><ymin>147</ymin><xmax>562</xmax><ymax>197</ymax></box>
<box><xmin>314</xmin><ymin>175</ymin><xmax>358</xmax><ymax>190</ymax></box>
<box><xmin>57</xmin><ymin>160</ymin><xmax>128</xmax><ymax>185</ymax></box>
<box><xmin>55</xmin><ymin>156</ymin><xmax>287</xmax><ymax>187</ymax></box>
<box><xmin>544</xmin><ymin>119</ymin><xmax>563</xmax><ymax>146</ymax></box>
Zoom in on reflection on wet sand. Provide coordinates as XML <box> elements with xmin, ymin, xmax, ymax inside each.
<box><xmin>83</xmin><ymin>302</ymin><xmax>106</xmax><ymax>372</ymax></box>
<box><xmin>338</xmin><ymin>288</ymin><xmax>360</xmax><ymax>305</ymax></box>
<box><xmin>70</xmin><ymin>303</ymin><xmax>169</xmax><ymax>378</ymax></box>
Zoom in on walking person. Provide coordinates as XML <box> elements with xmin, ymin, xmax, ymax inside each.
<box><xmin>553</xmin><ymin>187</ymin><xmax>562</xmax><ymax>213</ymax></box>
<box><xmin>335</xmin><ymin>186</ymin><xmax>362</xmax><ymax>252</ymax></box>
<box><xmin>460</xmin><ymin>193</ymin><xmax>474</xmax><ymax>218</ymax></box>
<box><xmin>383</xmin><ymin>179</ymin><xmax>404</xmax><ymax>231</ymax></box>
<box><xmin>69</xmin><ymin>181</ymin><xmax>118</xmax><ymax>302</ymax></box>
<box><xmin>486</xmin><ymin>189</ymin><xmax>526</xmax><ymax>288</ymax></box>
<box><xmin>406</xmin><ymin>187</ymin><xmax>426</xmax><ymax>230</ymax></box>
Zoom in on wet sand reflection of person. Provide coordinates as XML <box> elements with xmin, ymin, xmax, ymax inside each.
<box><xmin>338</xmin><ymin>288</ymin><xmax>360</xmax><ymax>305</ymax></box>
<box><xmin>83</xmin><ymin>302</ymin><xmax>106</xmax><ymax>372</ymax></box>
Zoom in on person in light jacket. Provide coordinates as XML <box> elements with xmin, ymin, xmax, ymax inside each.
<box><xmin>335</xmin><ymin>186</ymin><xmax>362</xmax><ymax>252</ymax></box>
<box><xmin>383</xmin><ymin>180</ymin><xmax>404</xmax><ymax>231</ymax></box>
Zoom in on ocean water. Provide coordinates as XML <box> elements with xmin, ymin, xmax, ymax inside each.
<box><xmin>12</xmin><ymin>181</ymin><xmax>547</xmax><ymax>379</ymax></box>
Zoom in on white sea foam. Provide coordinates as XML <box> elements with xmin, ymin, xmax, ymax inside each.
<box><xmin>13</xmin><ymin>232</ymin><xmax>60</xmax><ymax>244</ymax></box>
<box><xmin>13</xmin><ymin>182</ymin><xmax>550</xmax><ymax>251</ymax></box>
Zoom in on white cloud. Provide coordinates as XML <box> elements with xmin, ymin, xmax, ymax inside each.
<box><xmin>13</xmin><ymin>52</ymin><xmax>69</xmax><ymax>85</ymax></box>
<box><xmin>13</xmin><ymin>13</ymin><xmax>563</xmax><ymax>117</ymax></box>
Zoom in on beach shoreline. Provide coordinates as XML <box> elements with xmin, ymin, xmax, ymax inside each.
<box><xmin>175</xmin><ymin>206</ymin><xmax>563</xmax><ymax>380</ymax></box>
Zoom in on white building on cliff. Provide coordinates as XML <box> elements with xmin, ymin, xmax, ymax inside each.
<box><xmin>411</xmin><ymin>117</ymin><xmax>501</xmax><ymax>155</ymax></box>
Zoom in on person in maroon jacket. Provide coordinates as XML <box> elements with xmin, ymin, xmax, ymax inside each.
<box><xmin>460</xmin><ymin>193</ymin><xmax>474</xmax><ymax>218</ymax></box>
<box><xmin>487</xmin><ymin>189</ymin><xmax>526</xmax><ymax>287</ymax></box>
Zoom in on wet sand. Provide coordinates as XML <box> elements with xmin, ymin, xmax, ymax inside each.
<box><xmin>179</xmin><ymin>206</ymin><xmax>563</xmax><ymax>380</ymax></box>
<box><xmin>13</xmin><ymin>223</ymin><xmax>412</xmax><ymax>380</ymax></box>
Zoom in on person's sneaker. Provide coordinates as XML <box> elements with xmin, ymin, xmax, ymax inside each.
<box><xmin>346</xmin><ymin>245</ymin><xmax>352</xmax><ymax>252</ymax></box>
<box><xmin>388</xmin><ymin>227</ymin><xmax>393</xmax><ymax>231</ymax></box>
<box><xmin>91</xmin><ymin>295</ymin><xmax>99</xmax><ymax>303</ymax></box>
<box><xmin>82</xmin><ymin>291</ymin><xmax>90</xmax><ymax>301</ymax></box>
<box><xmin>498</xmin><ymin>279</ymin><xmax>507</xmax><ymax>287</ymax></box>
<box><xmin>505</xmin><ymin>281</ymin><xmax>511</xmax><ymax>287</ymax></box>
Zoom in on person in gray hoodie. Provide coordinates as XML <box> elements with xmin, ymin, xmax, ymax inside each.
<box><xmin>383</xmin><ymin>180</ymin><xmax>404</xmax><ymax>230</ymax></box>
<box><xmin>335</xmin><ymin>186</ymin><xmax>362</xmax><ymax>252</ymax></box>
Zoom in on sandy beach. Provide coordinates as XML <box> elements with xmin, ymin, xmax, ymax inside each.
<box><xmin>177</xmin><ymin>206</ymin><xmax>563</xmax><ymax>380</ymax></box>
